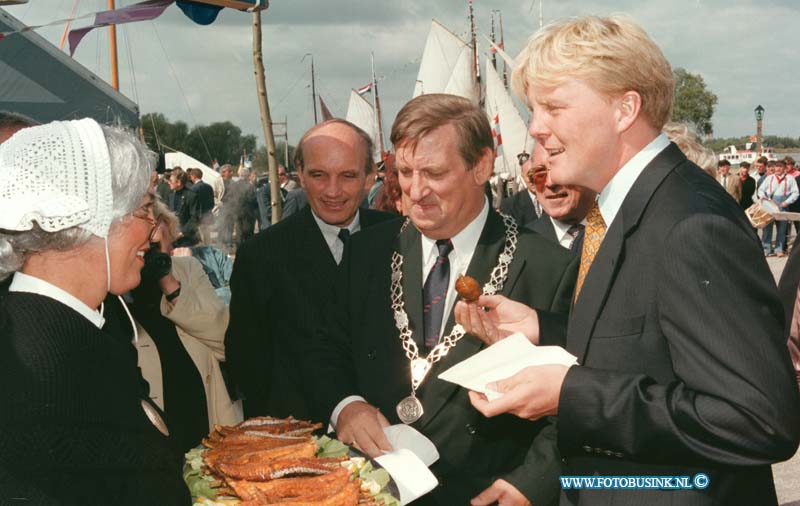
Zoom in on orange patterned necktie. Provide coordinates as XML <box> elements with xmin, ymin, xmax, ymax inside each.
<box><xmin>574</xmin><ymin>201</ymin><xmax>606</xmax><ymax>303</ymax></box>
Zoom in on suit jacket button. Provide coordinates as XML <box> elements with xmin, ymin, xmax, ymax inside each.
<box><xmin>465</xmin><ymin>423</ymin><xmax>477</xmax><ymax>435</ymax></box>
<box><xmin>367</xmin><ymin>350</ymin><xmax>376</xmax><ymax>360</ymax></box>
<box><xmin>582</xmin><ymin>445</ymin><xmax>592</xmax><ymax>453</ymax></box>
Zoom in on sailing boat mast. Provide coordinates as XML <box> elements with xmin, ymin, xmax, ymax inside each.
<box><xmin>490</xmin><ymin>13</ymin><xmax>497</xmax><ymax>73</ymax></box>
<box><xmin>468</xmin><ymin>0</ymin><xmax>480</xmax><ymax>103</ymax></box>
<box><xmin>303</xmin><ymin>53</ymin><xmax>319</xmax><ymax>124</ymax></box>
<box><xmin>370</xmin><ymin>52</ymin><xmax>385</xmax><ymax>158</ymax></box>
<box><xmin>496</xmin><ymin>10</ymin><xmax>507</xmax><ymax>87</ymax></box>
<box><xmin>108</xmin><ymin>0</ymin><xmax>119</xmax><ymax>90</ymax></box>
<box><xmin>539</xmin><ymin>0</ymin><xmax>543</xmax><ymax>29</ymax></box>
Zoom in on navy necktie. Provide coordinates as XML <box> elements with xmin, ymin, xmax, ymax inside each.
<box><xmin>337</xmin><ymin>228</ymin><xmax>350</xmax><ymax>263</ymax></box>
<box><xmin>423</xmin><ymin>239</ymin><xmax>454</xmax><ymax>349</ymax></box>
<box><xmin>568</xmin><ymin>224</ymin><xmax>585</xmax><ymax>252</ymax></box>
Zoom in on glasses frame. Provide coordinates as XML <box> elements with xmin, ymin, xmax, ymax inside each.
<box><xmin>130</xmin><ymin>206</ymin><xmax>161</xmax><ymax>243</ymax></box>
<box><xmin>528</xmin><ymin>165</ymin><xmax>550</xmax><ymax>188</ymax></box>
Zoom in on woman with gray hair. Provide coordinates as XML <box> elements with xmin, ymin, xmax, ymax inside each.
<box><xmin>0</xmin><ymin>119</ymin><xmax>189</xmax><ymax>502</ymax></box>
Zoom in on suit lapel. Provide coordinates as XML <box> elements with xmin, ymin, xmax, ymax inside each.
<box><xmin>567</xmin><ymin>143</ymin><xmax>685</xmax><ymax>362</ymax></box>
<box><xmin>418</xmin><ymin>210</ymin><xmax>525</xmax><ymax>427</ymax></box>
<box><xmin>296</xmin><ymin>207</ymin><xmax>338</xmax><ymax>277</ymax></box>
<box><xmin>519</xmin><ymin>190</ymin><xmax>537</xmax><ymax>224</ymax></box>
<box><xmin>397</xmin><ymin>221</ymin><xmax>425</xmax><ymax>349</ymax></box>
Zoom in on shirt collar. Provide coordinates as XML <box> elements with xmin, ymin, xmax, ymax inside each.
<box><xmin>550</xmin><ymin>217</ymin><xmax>575</xmax><ymax>242</ymax></box>
<box><xmin>311</xmin><ymin>208</ymin><xmax>362</xmax><ymax>251</ymax></box>
<box><xmin>598</xmin><ymin>133</ymin><xmax>670</xmax><ymax>228</ymax></box>
<box><xmin>421</xmin><ymin>197</ymin><xmax>489</xmax><ymax>263</ymax></box>
<box><xmin>9</xmin><ymin>271</ymin><xmax>105</xmax><ymax>328</ymax></box>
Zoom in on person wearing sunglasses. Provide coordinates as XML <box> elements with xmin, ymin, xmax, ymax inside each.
<box><xmin>528</xmin><ymin>142</ymin><xmax>596</xmax><ymax>252</ymax></box>
<box><xmin>499</xmin><ymin>151</ymin><xmax>544</xmax><ymax>228</ymax></box>
<box><xmin>0</xmin><ymin>119</ymin><xmax>189</xmax><ymax>503</ymax></box>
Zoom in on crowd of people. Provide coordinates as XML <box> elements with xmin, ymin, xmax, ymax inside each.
<box><xmin>2</xmin><ymin>13</ymin><xmax>800</xmax><ymax>506</ymax></box>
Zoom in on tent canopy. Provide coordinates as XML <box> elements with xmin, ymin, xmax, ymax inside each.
<box><xmin>0</xmin><ymin>8</ymin><xmax>139</xmax><ymax>126</ymax></box>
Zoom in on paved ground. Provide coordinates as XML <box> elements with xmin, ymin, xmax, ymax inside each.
<box><xmin>763</xmin><ymin>255</ymin><xmax>800</xmax><ymax>506</ymax></box>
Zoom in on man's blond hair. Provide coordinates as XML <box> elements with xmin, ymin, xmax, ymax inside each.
<box><xmin>512</xmin><ymin>15</ymin><xmax>674</xmax><ymax>130</ymax></box>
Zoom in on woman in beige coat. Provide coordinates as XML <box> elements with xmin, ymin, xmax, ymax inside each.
<box><xmin>133</xmin><ymin>199</ymin><xmax>241</xmax><ymax>452</ymax></box>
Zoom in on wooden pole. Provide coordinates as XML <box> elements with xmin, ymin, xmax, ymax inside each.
<box><xmin>468</xmin><ymin>0</ymin><xmax>480</xmax><ymax>104</ymax></box>
<box><xmin>108</xmin><ymin>0</ymin><xmax>119</xmax><ymax>90</ymax></box>
<box><xmin>252</xmin><ymin>9</ymin><xmax>282</xmax><ymax>223</ymax></box>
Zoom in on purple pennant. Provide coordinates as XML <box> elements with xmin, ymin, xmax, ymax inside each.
<box><xmin>69</xmin><ymin>0</ymin><xmax>174</xmax><ymax>56</ymax></box>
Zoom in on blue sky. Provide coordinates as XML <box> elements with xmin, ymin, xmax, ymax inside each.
<box><xmin>4</xmin><ymin>0</ymin><xmax>798</xmax><ymax>145</ymax></box>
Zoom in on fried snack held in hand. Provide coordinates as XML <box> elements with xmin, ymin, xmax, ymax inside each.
<box><xmin>455</xmin><ymin>274</ymin><xmax>481</xmax><ymax>302</ymax></box>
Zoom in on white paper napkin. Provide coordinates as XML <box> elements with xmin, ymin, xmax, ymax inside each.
<box><xmin>383</xmin><ymin>424</ymin><xmax>439</xmax><ymax>467</ymax></box>
<box><xmin>375</xmin><ymin>449</ymin><xmax>438</xmax><ymax>506</ymax></box>
<box><xmin>438</xmin><ymin>333</ymin><xmax>578</xmax><ymax>400</ymax></box>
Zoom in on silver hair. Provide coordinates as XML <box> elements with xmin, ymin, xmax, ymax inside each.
<box><xmin>0</xmin><ymin>123</ymin><xmax>154</xmax><ymax>281</ymax></box>
<box><xmin>238</xmin><ymin>166</ymin><xmax>250</xmax><ymax>178</ymax></box>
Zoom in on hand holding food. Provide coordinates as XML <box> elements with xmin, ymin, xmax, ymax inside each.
<box><xmin>454</xmin><ymin>294</ymin><xmax>540</xmax><ymax>345</ymax></box>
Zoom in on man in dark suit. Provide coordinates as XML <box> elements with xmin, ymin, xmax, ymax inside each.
<box><xmin>306</xmin><ymin>94</ymin><xmax>578</xmax><ymax>506</ymax></box>
<box><xmin>738</xmin><ymin>162</ymin><xmax>756</xmax><ymax>210</ymax></box>
<box><xmin>281</xmin><ymin>187</ymin><xmax>307</xmax><ymax>219</ymax></box>
<box><xmin>225</xmin><ymin>119</ymin><xmax>395</xmax><ymax>419</ymax></box>
<box><xmin>462</xmin><ymin>15</ymin><xmax>800</xmax><ymax>506</ymax></box>
<box><xmin>500</xmin><ymin>155</ymin><xmax>543</xmax><ymax>228</ymax></box>
<box><xmin>186</xmin><ymin>168</ymin><xmax>215</xmax><ymax>243</ymax></box>
<box><xmin>167</xmin><ymin>167</ymin><xmax>201</xmax><ymax>246</ymax></box>
<box><xmin>527</xmin><ymin>142</ymin><xmax>596</xmax><ymax>251</ymax></box>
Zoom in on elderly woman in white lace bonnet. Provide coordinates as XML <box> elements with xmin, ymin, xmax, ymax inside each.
<box><xmin>0</xmin><ymin>119</ymin><xmax>189</xmax><ymax>502</ymax></box>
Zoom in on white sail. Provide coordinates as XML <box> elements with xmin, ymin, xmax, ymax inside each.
<box><xmin>444</xmin><ymin>44</ymin><xmax>478</xmax><ymax>101</ymax></box>
<box><xmin>345</xmin><ymin>90</ymin><xmax>381</xmax><ymax>162</ymax></box>
<box><xmin>413</xmin><ymin>19</ymin><xmax>476</xmax><ymax>101</ymax></box>
<box><xmin>483</xmin><ymin>34</ymin><xmax>517</xmax><ymax>72</ymax></box>
<box><xmin>484</xmin><ymin>58</ymin><xmax>532</xmax><ymax>180</ymax></box>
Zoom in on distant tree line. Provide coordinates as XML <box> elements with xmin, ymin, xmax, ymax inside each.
<box><xmin>705</xmin><ymin>136</ymin><xmax>800</xmax><ymax>153</ymax></box>
<box><xmin>140</xmin><ymin>112</ymin><xmax>296</xmax><ymax>173</ymax></box>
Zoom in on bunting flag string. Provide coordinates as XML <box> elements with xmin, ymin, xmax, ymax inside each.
<box><xmin>0</xmin><ymin>0</ymin><xmax>174</xmax><ymax>55</ymax></box>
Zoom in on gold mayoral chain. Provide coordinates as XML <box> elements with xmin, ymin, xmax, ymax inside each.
<box><xmin>390</xmin><ymin>213</ymin><xmax>518</xmax><ymax>424</ymax></box>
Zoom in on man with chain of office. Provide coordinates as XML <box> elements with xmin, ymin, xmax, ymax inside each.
<box><xmin>305</xmin><ymin>93</ymin><xmax>578</xmax><ymax>506</ymax></box>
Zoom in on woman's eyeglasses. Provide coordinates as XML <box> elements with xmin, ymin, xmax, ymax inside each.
<box><xmin>130</xmin><ymin>206</ymin><xmax>161</xmax><ymax>242</ymax></box>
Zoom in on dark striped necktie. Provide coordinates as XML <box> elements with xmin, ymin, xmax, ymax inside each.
<box><xmin>423</xmin><ymin>239</ymin><xmax>454</xmax><ymax>349</ymax></box>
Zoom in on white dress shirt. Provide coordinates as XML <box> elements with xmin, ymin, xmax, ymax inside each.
<box><xmin>311</xmin><ymin>209</ymin><xmax>361</xmax><ymax>265</ymax></box>
<box><xmin>420</xmin><ymin>197</ymin><xmax>489</xmax><ymax>337</ymax></box>
<box><xmin>550</xmin><ymin>217</ymin><xmax>586</xmax><ymax>249</ymax></box>
<box><xmin>597</xmin><ymin>133</ymin><xmax>670</xmax><ymax>228</ymax></box>
<box><xmin>9</xmin><ymin>271</ymin><xmax>105</xmax><ymax>328</ymax></box>
<box><xmin>331</xmin><ymin>198</ymin><xmax>490</xmax><ymax>429</ymax></box>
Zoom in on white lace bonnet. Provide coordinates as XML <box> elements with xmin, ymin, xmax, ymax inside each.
<box><xmin>0</xmin><ymin>118</ymin><xmax>114</xmax><ymax>238</ymax></box>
